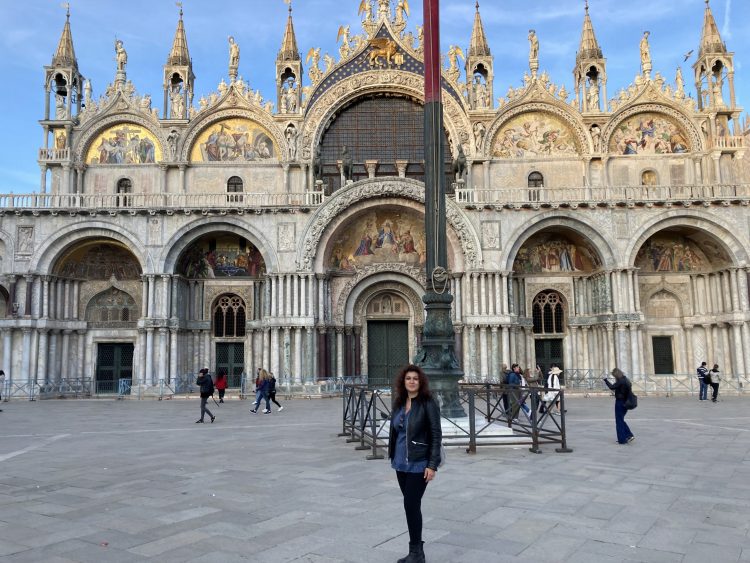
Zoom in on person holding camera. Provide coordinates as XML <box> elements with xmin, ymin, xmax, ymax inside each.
<box><xmin>195</xmin><ymin>368</ymin><xmax>215</xmax><ymax>423</ymax></box>
<box><xmin>603</xmin><ymin>368</ymin><xmax>634</xmax><ymax>444</ymax></box>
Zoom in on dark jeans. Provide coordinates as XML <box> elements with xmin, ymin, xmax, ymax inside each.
<box><xmin>698</xmin><ymin>379</ymin><xmax>707</xmax><ymax>400</ymax></box>
<box><xmin>218</xmin><ymin>389</ymin><xmax>225</xmax><ymax>401</ymax></box>
<box><xmin>710</xmin><ymin>382</ymin><xmax>719</xmax><ymax>401</ymax></box>
<box><xmin>269</xmin><ymin>391</ymin><xmax>282</xmax><ymax>408</ymax></box>
<box><xmin>614</xmin><ymin>399</ymin><xmax>633</xmax><ymax>444</ymax></box>
<box><xmin>253</xmin><ymin>391</ymin><xmax>270</xmax><ymax>411</ymax></box>
<box><xmin>396</xmin><ymin>471</ymin><xmax>428</xmax><ymax>544</ymax></box>
<box><xmin>200</xmin><ymin>396</ymin><xmax>214</xmax><ymax>421</ymax></box>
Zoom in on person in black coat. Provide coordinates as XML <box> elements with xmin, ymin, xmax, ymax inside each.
<box><xmin>603</xmin><ymin>367</ymin><xmax>634</xmax><ymax>444</ymax></box>
<box><xmin>195</xmin><ymin>368</ymin><xmax>215</xmax><ymax>423</ymax></box>
<box><xmin>389</xmin><ymin>365</ymin><xmax>442</xmax><ymax>563</ymax></box>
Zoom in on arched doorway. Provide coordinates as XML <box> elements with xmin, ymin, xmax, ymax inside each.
<box><xmin>532</xmin><ymin>290</ymin><xmax>567</xmax><ymax>373</ymax></box>
<box><xmin>213</xmin><ymin>294</ymin><xmax>247</xmax><ymax>385</ymax></box>
<box><xmin>364</xmin><ymin>292</ymin><xmax>412</xmax><ymax>387</ymax></box>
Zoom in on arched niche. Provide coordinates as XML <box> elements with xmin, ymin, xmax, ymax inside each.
<box><xmin>189</xmin><ymin>117</ymin><xmax>278</xmax><ymax>162</ymax></box>
<box><xmin>634</xmin><ymin>227</ymin><xmax>733</xmax><ymax>273</ymax></box>
<box><xmin>85</xmin><ymin>287</ymin><xmax>138</xmax><ymax>326</ymax></box>
<box><xmin>490</xmin><ymin>110</ymin><xmax>583</xmax><ymax>158</ymax></box>
<box><xmin>324</xmin><ymin>205</ymin><xmax>442</xmax><ymax>273</ymax></box>
<box><xmin>54</xmin><ymin>241</ymin><xmax>143</xmax><ymax>280</ymax></box>
<box><xmin>85</xmin><ymin>123</ymin><xmax>162</xmax><ymax>164</ymax></box>
<box><xmin>513</xmin><ymin>229</ymin><xmax>603</xmax><ymax>274</ymax></box>
<box><xmin>176</xmin><ymin>232</ymin><xmax>267</xmax><ymax>279</ymax></box>
<box><xmin>608</xmin><ymin>112</ymin><xmax>691</xmax><ymax>155</ymax></box>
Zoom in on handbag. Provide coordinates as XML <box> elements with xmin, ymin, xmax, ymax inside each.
<box><xmin>624</xmin><ymin>391</ymin><xmax>638</xmax><ymax>410</ymax></box>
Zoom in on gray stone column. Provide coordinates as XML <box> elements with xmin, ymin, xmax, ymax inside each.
<box><xmin>169</xmin><ymin>329</ymin><xmax>178</xmax><ymax>384</ymax></box>
<box><xmin>145</xmin><ymin>328</ymin><xmax>154</xmax><ymax>385</ymax></box>
<box><xmin>336</xmin><ymin>328</ymin><xmax>344</xmax><ymax>378</ymax></box>
<box><xmin>263</xmin><ymin>328</ymin><xmax>271</xmax><ymax>370</ymax></box>
<box><xmin>37</xmin><ymin>329</ymin><xmax>49</xmax><ymax>383</ymax></box>
<box><xmin>731</xmin><ymin>322</ymin><xmax>745</xmax><ymax>377</ymax></box>
<box><xmin>479</xmin><ymin>325</ymin><xmax>488</xmax><ymax>380</ymax></box>
<box><xmin>629</xmin><ymin>325</ymin><xmax>641</xmax><ymax>377</ymax></box>
<box><xmin>615</xmin><ymin>323</ymin><xmax>628</xmax><ymax>370</ymax></box>
<box><xmin>77</xmin><ymin>330</ymin><xmax>86</xmax><ymax>380</ymax></box>
<box><xmin>501</xmin><ymin>325</ymin><xmax>510</xmax><ymax>370</ymax></box>
<box><xmin>60</xmin><ymin>329</ymin><xmax>71</xmax><ymax>380</ymax></box>
<box><xmin>20</xmin><ymin>329</ymin><xmax>32</xmax><ymax>384</ymax></box>
<box><xmin>48</xmin><ymin>330</ymin><xmax>58</xmax><ymax>382</ymax></box>
<box><xmin>482</xmin><ymin>160</ymin><xmax>490</xmax><ymax>190</ymax></box>
<box><xmin>271</xmin><ymin>327</ymin><xmax>280</xmax><ymax>376</ymax></box>
<box><xmin>490</xmin><ymin>326</ymin><xmax>498</xmax><ymax>379</ymax></box>
<box><xmin>306</xmin><ymin>327</ymin><xmax>315</xmax><ymax>383</ymax></box>
<box><xmin>293</xmin><ymin>328</ymin><xmax>302</xmax><ymax>384</ymax></box>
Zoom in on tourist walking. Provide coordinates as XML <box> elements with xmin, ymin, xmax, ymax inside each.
<box><xmin>545</xmin><ymin>366</ymin><xmax>562</xmax><ymax>415</ymax></box>
<box><xmin>708</xmin><ymin>363</ymin><xmax>720</xmax><ymax>402</ymax></box>
<box><xmin>507</xmin><ymin>364</ymin><xmax>522</xmax><ymax>421</ymax></box>
<box><xmin>603</xmin><ymin>368</ymin><xmax>635</xmax><ymax>444</ymax></box>
<box><xmin>250</xmin><ymin>368</ymin><xmax>271</xmax><ymax>414</ymax></box>
<box><xmin>389</xmin><ymin>364</ymin><xmax>442</xmax><ymax>563</ymax></box>
<box><xmin>697</xmin><ymin>361</ymin><xmax>708</xmax><ymax>400</ymax></box>
<box><xmin>267</xmin><ymin>372</ymin><xmax>284</xmax><ymax>412</ymax></box>
<box><xmin>195</xmin><ymin>368</ymin><xmax>215</xmax><ymax>423</ymax></box>
<box><xmin>215</xmin><ymin>369</ymin><xmax>228</xmax><ymax>403</ymax></box>
<box><xmin>0</xmin><ymin>370</ymin><xmax>5</xmax><ymax>412</ymax></box>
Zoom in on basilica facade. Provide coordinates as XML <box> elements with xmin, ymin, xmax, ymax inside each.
<box><xmin>1</xmin><ymin>1</ymin><xmax>749</xmax><ymax>392</ymax></box>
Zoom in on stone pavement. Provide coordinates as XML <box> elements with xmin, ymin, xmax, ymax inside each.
<box><xmin>0</xmin><ymin>394</ymin><xmax>748</xmax><ymax>562</ymax></box>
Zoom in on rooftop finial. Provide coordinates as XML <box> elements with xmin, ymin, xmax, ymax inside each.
<box><xmin>176</xmin><ymin>1</ymin><xmax>183</xmax><ymax>18</ymax></box>
<box><xmin>585</xmin><ymin>0</ymin><xmax>589</xmax><ymax>13</ymax></box>
<box><xmin>475</xmin><ymin>1</ymin><xmax>479</xmax><ymax>11</ymax></box>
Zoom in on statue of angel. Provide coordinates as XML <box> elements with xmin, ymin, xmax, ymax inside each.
<box><xmin>115</xmin><ymin>39</ymin><xmax>127</xmax><ymax>72</ymax></box>
<box><xmin>323</xmin><ymin>53</ymin><xmax>335</xmax><ymax>73</ymax></box>
<box><xmin>358</xmin><ymin>0</ymin><xmax>373</xmax><ymax>23</ymax></box>
<box><xmin>337</xmin><ymin>25</ymin><xmax>351</xmax><ymax>59</ymax></box>
<box><xmin>394</xmin><ymin>0</ymin><xmax>409</xmax><ymax>25</ymax></box>
<box><xmin>447</xmin><ymin>45</ymin><xmax>464</xmax><ymax>72</ymax></box>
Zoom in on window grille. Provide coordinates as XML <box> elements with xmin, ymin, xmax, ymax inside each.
<box><xmin>85</xmin><ymin>288</ymin><xmax>138</xmax><ymax>327</ymax></box>
<box><xmin>532</xmin><ymin>291</ymin><xmax>565</xmax><ymax>334</ymax></box>
<box><xmin>213</xmin><ymin>294</ymin><xmax>246</xmax><ymax>338</ymax></box>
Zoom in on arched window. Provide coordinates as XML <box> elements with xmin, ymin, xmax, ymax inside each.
<box><xmin>85</xmin><ymin>288</ymin><xmax>138</xmax><ymax>327</ymax></box>
<box><xmin>213</xmin><ymin>294</ymin><xmax>246</xmax><ymax>338</ymax></box>
<box><xmin>528</xmin><ymin>171</ymin><xmax>544</xmax><ymax>202</ymax></box>
<box><xmin>116</xmin><ymin>178</ymin><xmax>132</xmax><ymax>207</ymax></box>
<box><xmin>641</xmin><ymin>170</ymin><xmax>658</xmax><ymax>186</ymax></box>
<box><xmin>226</xmin><ymin>176</ymin><xmax>244</xmax><ymax>204</ymax></box>
<box><xmin>532</xmin><ymin>291</ymin><xmax>565</xmax><ymax>334</ymax></box>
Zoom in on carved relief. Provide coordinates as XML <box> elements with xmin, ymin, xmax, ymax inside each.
<box><xmin>481</xmin><ymin>221</ymin><xmax>501</xmax><ymax>250</ymax></box>
<box><xmin>278</xmin><ymin>223</ymin><xmax>296</xmax><ymax>253</ymax></box>
<box><xmin>16</xmin><ymin>226</ymin><xmax>34</xmax><ymax>256</ymax></box>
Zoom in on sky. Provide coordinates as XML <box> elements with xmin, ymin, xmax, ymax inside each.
<box><xmin>0</xmin><ymin>0</ymin><xmax>747</xmax><ymax>194</ymax></box>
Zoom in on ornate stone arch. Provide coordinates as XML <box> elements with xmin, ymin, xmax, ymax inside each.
<box><xmin>180</xmin><ymin>108</ymin><xmax>286</xmax><ymax>162</ymax></box>
<box><xmin>484</xmin><ymin>101</ymin><xmax>591</xmax><ymax>157</ymax></box>
<box><xmin>525</xmin><ymin>285</ymin><xmax>571</xmax><ymax>331</ymax></box>
<box><xmin>351</xmin><ymin>279</ymin><xmax>425</xmax><ymax>328</ymax></box>
<box><xmin>337</xmin><ymin>267</ymin><xmax>426</xmax><ymax>326</ymax></box>
<box><xmin>296</xmin><ymin>177</ymin><xmax>481</xmax><ymax>271</ymax></box>
<box><xmin>641</xmin><ymin>285</ymin><xmax>687</xmax><ymax>318</ymax></box>
<box><xmin>82</xmin><ymin>283</ymin><xmax>139</xmax><ymax>325</ymax></box>
<box><xmin>159</xmin><ymin>216</ymin><xmax>279</xmax><ymax>275</ymax></box>
<box><xmin>501</xmin><ymin>212</ymin><xmax>617</xmax><ymax>271</ymax></box>
<box><xmin>625</xmin><ymin>210</ymin><xmax>749</xmax><ymax>268</ymax></box>
<box><xmin>29</xmin><ymin>222</ymin><xmax>151</xmax><ymax>275</ymax></box>
<box><xmin>299</xmin><ymin>71</ymin><xmax>472</xmax><ymax>161</ymax></box>
<box><xmin>0</xmin><ymin>226</ymin><xmax>15</xmax><ymax>273</ymax></box>
<box><xmin>602</xmin><ymin>102</ymin><xmax>704</xmax><ymax>155</ymax></box>
<box><xmin>73</xmin><ymin>112</ymin><xmax>166</xmax><ymax>165</ymax></box>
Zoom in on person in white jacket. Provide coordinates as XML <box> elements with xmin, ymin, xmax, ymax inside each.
<box><xmin>545</xmin><ymin>366</ymin><xmax>562</xmax><ymax>415</ymax></box>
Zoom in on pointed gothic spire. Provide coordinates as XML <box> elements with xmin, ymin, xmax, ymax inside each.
<box><xmin>468</xmin><ymin>2</ymin><xmax>490</xmax><ymax>58</ymax></box>
<box><xmin>52</xmin><ymin>6</ymin><xmax>78</xmax><ymax>70</ymax></box>
<box><xmin>278</xmin><ymin>2</ymin><xmax>300</xmax><ymax>62</ymax></box>
<box><xmin>698</xmin><ymin>0</ymin><xmax>726</xmax><ymax>57</ymax></box>
<box><xmin>576</xmin><ymin>0</ymin><xmax>602</xmax><ymax>62</ymax></box>
<box><xmin>167</xmin><ymin>6</ymin><xmax>191</xmax><ymax>66</ymax></box>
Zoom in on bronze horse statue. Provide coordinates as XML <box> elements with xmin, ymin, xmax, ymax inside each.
<box><xmin>453</xmin><ymin>143</ymin><xmax>467</xmax><ymax>181</ymax></box>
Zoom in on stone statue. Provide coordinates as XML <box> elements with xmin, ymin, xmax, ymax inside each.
<box><xmin>286</xmin><ymin>80</ymin><xmax>298</xmax><ymax>112</ymax></box>
<box><xmin>452</xmin><ymin>144</ymin><xmax>467</xmax><ymax>181</ymax></box>
<box><xmin>473</xmin><ymin>122</ymin><xmax>486</xmax><ymax>151</ymax></box>
<box><xmin>394</xmin><ymin>0</ymin><xmax>409</xmax><ymax>25</ymax></box>
<box><xmin>285</xmin><ymin>124</ymin><xmax>298</xmax><ymax>160</ymax></box>
<box><xmin>377</xmin><ymin>0</ymin><xmax>390</xmax><ymax>20</ymax></box>
<box><xmin>473</xmin><ymin>76</ymin><xmax>488</xmax><ymax>109</ymax></box>
<box><xmin>341</xmin><ymin>145</ymin><xmax>353</xmax><ymax>181</ymax></box>
<box><xmin>55</xmin><ymin>131</ymin><xmax>66</xmax><ymax>150</ymax></box>
<box><xmin>640</xmin><ymin>31</ymin><xmax>652</xmax><ymax>75</ymax></box>
<box><xmin>590</xmin><ymin>124</ymin><xmax>601</xmax><ymax>152</ymax></box>
<box><xmin>587</xmin><ymin>78</ymin><xmax>600</xmax><ymax>111</ymax></box>
<box><xmin>170</xmin><ymin>84</ymin><xmax>185</xmax><ymax>119</ymax></box>
<box><xmin>55</xmin><ymin>93</ymin><xmax>66</xmax><ymax>120</ymax></box>
<box><xmin>83</xmin><ymin>79</ymin><xmax>92</xmax><ymax>105</ymax></box>
<box><xmin>312</xmin><ymin>145</ymin><xmax>323</xmax><ymax>182</ymax></box>
<box><xmin>528</xmin><ymin>30</ymin><xmax>539</xmax><ymax>61</ymax></box>
<box><xmin>167</xmin><ymin>129</ymin><xmax>179</xmax><ymax>159</ymax></box>
<box><xmin>228</xmin><ymin>36</ymin><xmax>240</xmax><ymax>69</ymax></box>
<box><xmin>115</xmin><ymin>39</ymin><xmax>127</xmax><ymax>72</ymax></box>
<box><xmin>675</xmin><ymin>67</ymin><xmax>685</xmax><ymax>97</ymax></box>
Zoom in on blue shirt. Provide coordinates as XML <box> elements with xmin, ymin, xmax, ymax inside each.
<box><xmin>390</xmin><ymin>407</ymin><xmax>428</xmax><ymax>473</ymax></box>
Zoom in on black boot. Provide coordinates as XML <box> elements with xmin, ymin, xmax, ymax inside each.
<box><xmin>397</xmin><ymin>541</ymin><xmax>425</xmax><ymax>563</ymax></box>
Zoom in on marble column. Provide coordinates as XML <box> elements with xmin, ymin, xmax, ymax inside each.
<box><xmin>336</xmin><ymin>328</ymin><xmax>344</xmax><ymax>378</ymax></box>
<box><xmin>77</xmin><ymin>330</ymin><xmax>86</xmax><ymax>380</ymax></box>
<box><xmin>36</xmin><ymin>329</ymin><xmax>49</xmax><ymax>383</ymax></box>
<box><xmin>501</xmin><ymin>325</ymin><xmax>510</xmax><ymax>369</ymax></box>
<box><xmin>615</xmin><ymin>323</ymin><xmax>628</xmax><ymax>370</ymax></box>
<box><xmin>317</xmin><ymin>328</ymin><xmax>327</xmax><ymax>379</ymax></box>
<box><xmin>306</xmin><ymin>327</ymin><xmax>315</xmax><ymax>383</ymax></box>
<box><xmin>169</xmin><ymin>329</ymin><xmax>178</xmax><ymax>384</ymax></box>
<box><xmin>60</xmin><ymin>330</ymin><xmax>71</xmax><ymax>381</ymax></box>
<box><xmin>467</xmin><ymin>326</ymin><xmax>477</xmax><ymax>379</ymax></box>
<box><xmin>145</xmin><ymin>328</ymin><xmax>154</xmax><ymax>385</ymax></box>
<box><xmin>21</xmin><ymin>329</ymin><xmax>32</xmax><ymax>384</ymax></box>
<box><xmin>490</xmin><ymin>326</ymin><xmax>498</xmax><ymax>379</ymax></box>
<box><xmin>294</xmin><ymin>327</ymin><xmax>302</xmax><ymax>384</ymax></box>
<box><xmin>479</xmin><ymin>325</ymin><xmax>488</xmax><ymax>380</ymax></box>
<box><xmin>629</xmin><ymin>325</ymin><xmax>641</xmax><ymax>377</ymax></box>
<box><xmin>271</xmin><ymin>327</ymin><xmax>280</xmax><ymax>376</ymax></box>
<box><xmin>731</xmin><ymin>322</ymin><xmax>745</xmax><ymax>377</ymax></box>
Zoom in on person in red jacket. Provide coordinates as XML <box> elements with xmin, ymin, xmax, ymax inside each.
<box><xmin>215</xmin><ymin>369</ymin><xmax>228</xmax><ymax>403</ymax></box>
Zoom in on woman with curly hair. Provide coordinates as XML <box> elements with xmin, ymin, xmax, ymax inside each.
<box><xmin>389</xmin><ymin>365</ymin><xmax>442</xmax><ymax>563</ymax></box>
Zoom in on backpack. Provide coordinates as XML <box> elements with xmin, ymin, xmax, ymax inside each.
<box><xmin>624</xmin><ymin>389</ymin><xmax>638</xmax><ymax>410</ymax></box>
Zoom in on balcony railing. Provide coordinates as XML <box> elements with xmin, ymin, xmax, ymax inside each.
<box><xmin>454</xmin><ymin>183</ymin><xmax>750</xmax><ymax>207</ymax></box>
<box><xmin>713</xmin><ymin>136</ymin><xmax>745</xmax><ymax>149</ymax></box>
<box><xmin>0</xmin><ymin>191</ymin><xmax>326</xmax><ymax>211</ymax></box>
<box><xmin>38</xmin><ymin>147</ymin><xmax>70</xmax><ymax>162</ymax></box>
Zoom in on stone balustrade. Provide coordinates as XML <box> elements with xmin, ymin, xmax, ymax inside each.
<box><xmin>0</xmin><ymin>190</ymin><xmax>326</xmax><ymax>211</ymax></box>
<box><xmin>38</xmin><ymin>147</ymin><xmax>70</xmax><ymax>162</ymax></box>
<box><xmin>454</xmin><ymin>183</ymin><xmax>750</xmax><ymax>207</ymax></box>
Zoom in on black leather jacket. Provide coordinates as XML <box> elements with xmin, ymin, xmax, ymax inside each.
<box><xmin>604</xmin><ymin>376</ymin><xmax>631</xmax><ymax>401</ymax></box>
<box><xmin>388</xmin><ymin>396</ymin><xmax>442</xmax><ymax>470</ymax></box>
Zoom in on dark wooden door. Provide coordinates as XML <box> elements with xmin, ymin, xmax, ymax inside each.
<box><xmin>652</xmin><ymin>336</ymin><xmax>674</xmax><ymax>374</ymax></box>
<box><xmin>95</xmin><ymin>343</ymin><xmax>134</xmax><ymax>393</ymax></box>
<box><xmin>216</xmin><ymin>342</ymin><xmax>245</xmax><ymax>387</ymax></box>
<box><xmin>535</xmin><ymin>338</ymin><xmax>564</xmax><ymax>376</ymax></box>
<box><xmin>367</xmin><ymin>321</ymin><xmax>409</xmax><ymax>388</ymax></box>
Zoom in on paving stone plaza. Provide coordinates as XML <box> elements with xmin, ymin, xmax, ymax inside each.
<box><xmin>0</xmin><ymin>396</ymin><xmax>748</xmax><ymax>562</ymax></box>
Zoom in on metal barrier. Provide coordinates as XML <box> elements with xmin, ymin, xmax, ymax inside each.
<box><xmin>339</xmin><ymin>383</ymin><xmax>572</xmax><ymax>460</ymax></box>
<box><xmin>37</xmin><ymin>378</ymin><xmax>92</xmax><ymax>399</ymax></box>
